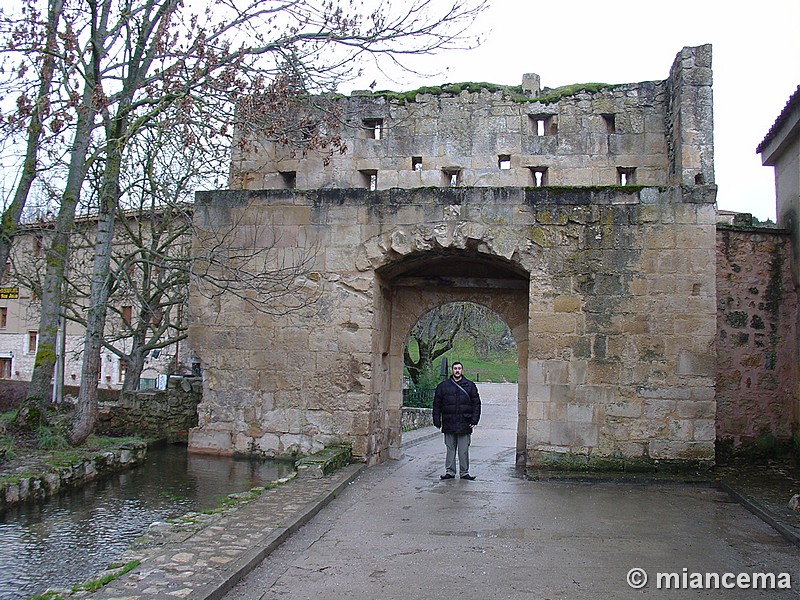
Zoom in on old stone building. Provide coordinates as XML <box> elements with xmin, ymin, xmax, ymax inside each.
<box><xmin>189</xmin><ymin>46</ymin><xmax>722</xmax><ymax>469</ymax></box>
<box><xmin>756</xmin><ymin>85</ymin><xmax>800</xmax><ymax>453</ymax></box>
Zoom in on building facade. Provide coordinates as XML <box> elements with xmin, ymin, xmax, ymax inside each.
<box><xmin>0</xmin><ymin>212</ymin><xmax>195</xmax><ymax>394</ymax></box>
<box><xmin>189</xmin><ymin>46</ymin><xmax>723</xmax><ymax>469</ymax></box>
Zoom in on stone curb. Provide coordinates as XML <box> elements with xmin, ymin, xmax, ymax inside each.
<box><xmin>399</xmin><ymin>425</ymin><xmax>440</xmax><ymax>448</ymax></box>
<box><xmin>190</xmin><ymin>462</ymin><xmax>365</xmax><ymax>600</ymax></box>
<box><xmin>717</xmin><ymin>481</ymin><xmax>800</xmax><ymax>548</ymax></box>
<box><xmin>188</xmin><ymin>430</ymin><xmax>436</xmax><ymax>599</ymax></box>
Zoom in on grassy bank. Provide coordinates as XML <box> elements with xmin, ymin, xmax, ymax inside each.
<box><xmin>404</xmin><ymin>337</ymin><xmax>518</xmax><ymax>384</ymax></box>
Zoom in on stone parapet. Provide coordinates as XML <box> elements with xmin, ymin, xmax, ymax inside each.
<box><xmin>231</xmin><ymin>47</ymin><xmax>713</xmax><ymax>194</ymax></box>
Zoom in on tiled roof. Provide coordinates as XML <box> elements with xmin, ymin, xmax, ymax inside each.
<box><xmin>756</xmin><ymin>85</ymin><xmax>800</xmax><ymax>154</ymax></box>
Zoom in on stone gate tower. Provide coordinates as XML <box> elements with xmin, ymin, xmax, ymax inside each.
<box><xmin>189</xmin><ymin>45</ymin><xmax>718</xmax><ymax>470</ymax></box>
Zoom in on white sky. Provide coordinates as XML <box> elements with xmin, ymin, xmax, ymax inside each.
<box><xmin>345</xmin><ymin>0</ymin><xmax>800</xmax><ymax>221</ymax></box>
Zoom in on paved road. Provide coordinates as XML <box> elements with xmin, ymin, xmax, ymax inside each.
<box><xmin>223</xmin><ymin>384</ymin><xmax>800</xmax><ymax>599</ymax></box>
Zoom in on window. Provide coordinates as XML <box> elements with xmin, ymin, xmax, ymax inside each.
<box><xmin>412</xmin><ymin>156</ymin><xmax>423</xmax><ymax>171</ymax></box>
<box><xmin>122</xmin><ymin>305</ymin><xmax>133</xmax><ymax>326</ymax></box>
<box><xmin>602</xmin><ymin>114</ymin><xmax>616</xmax><ymax>133</ymax></box>
<box><xmin>280</xmin><ymin>171</ymin><xmax>297</xmax><ymax>189</ymax></box>
<box><xmin>695</xmin><ymin>173</ymin><xmax>705</xmax><ymax>185</ymax></box>
<box><xmin>360</xmin><ymin>170</ymin><xmax>378</xmax><ymax>190</ymax></box>
<box><xmin>617</xmin><ymin>167</ymin><xmax>636</xmax><ymax>186</ymax></box>
<box><xmin>363</xmin><ymin>119</ymin><xmax>383</xmax><ymax>140</ymax></box>
<box><xmin>442</xmin><ymin>169</ymin><xmax>461</xmax><ymax>187</ymax></box>
<box><xmin>498</xmin><ymin>155</ymin><xmax>512</xmax><ymax>170</ymax></box>
<box><xmin>0</xmin><ymin>358</ymin><xmax>11</xmax><ymax>379</ymax></box>
<box><xmin>119</xmin><ymin>359</ymin><xmax>128</xmax><ymax>384</ymax></box>
<box><xmin>530</xmin><ymin>114</ymin><xmax>556</xmax><ymax>136</ymax></box>
<box><xmin>529</xmin><ymin>167</ymin><xmax>548</xmax><ymax>187</ymax></box>
<box><xmin>0</xmin><ymin>307</ymin><xmax>6</xmax><ymax>328</ymax></box>
<box><xmin>27</xmin><ymin>330</ymin><xmax>38</xmax><ymax>354</ymax></box>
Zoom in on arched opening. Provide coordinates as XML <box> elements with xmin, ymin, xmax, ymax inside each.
<box><xmin>402</xmin><ymin>301</ymin><xmax>519</xmax><ymax>463</ymax></box>
<box><xmin>373</xmin><ymin>250</ymin><xmax>529</xmax><ymax>465</ymax></box>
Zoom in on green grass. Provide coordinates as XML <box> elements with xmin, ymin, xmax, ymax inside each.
<box><xmin>405</xmin><ymin>337</ymin><xmax>518</xmax><ymax>384</ymax></box>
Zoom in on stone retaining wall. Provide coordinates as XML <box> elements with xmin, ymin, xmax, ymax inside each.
<box><xmin>97</xmin><ymin>377</ymin><xmax>202</xmax><ymax>441</ymax></box>
<box><xmin>0</xmin><ymin>441</ymin><xmax>147</xmax><ymax>512</ymax></box>
<box><xmin>402</xmin><ymin>407</ymin><xmax>433</xmax><ymax>431</ymax></box>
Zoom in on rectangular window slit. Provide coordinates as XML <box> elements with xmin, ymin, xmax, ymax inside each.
<box><xmin>280</xmin><ymin>171</ymin><xmax>297</xmax><ymax>189</ymax></box>
<box><xmin>602</xmin><ymin>114</ymin><xmax>616</xmax><ymax>133</ymax></box>
<box><xmin>442</xmin><ymin>169</ymin><xmax>461</xmax><ymax>187</ymax></box>
<box><xmin>28</xmin><ymin>330</ymin><xmax>38</xmax><ymax>354</ymax></box>
<box><xmin>363</xmin><ymin>119</ymin><xmax>383</xmax><ymax>140</ymax></box>
<box><xmin>529</xmin><ymin>167</ymin><xmax>548</xmax><ymax>187</ymax></box>
<box><xmin>498</xmin><ymin>155</ymin><xmax>511</xmax><ymax>170</ymax></box>
<box><xmin>360</xmin><ymin>170</ymin><xmax>378</xmax><ymax>190</ymax></box>
<box><xmin>529</xmin><ymin>114</ymin><xmax>556</xmax><ymax>136</ymax></box>
<box><xmin>617</xmin><ymin>167</ymin><xmax>636</xmax><ymax>186</ymax></box>
<box><xmin>412</xmin><ymin>156</ymin><xmax>423</xmax><ymax>171</ymax></box>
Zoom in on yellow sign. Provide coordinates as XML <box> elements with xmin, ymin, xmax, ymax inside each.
<box><xmin>0</xmin><ymin>287</ymin><xmax>19</xmax><ymax>299</ymax></box>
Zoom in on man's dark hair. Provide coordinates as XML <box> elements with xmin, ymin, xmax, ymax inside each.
<box><xmin>452</xmin><ymin>361</ymin><xmax>463</xmax><ymax>368</ymax></box>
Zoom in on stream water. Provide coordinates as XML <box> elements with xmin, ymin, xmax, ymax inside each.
<box><xmin>0</xmin><ymin>443</ymin><xmax>294</xmax><ymax>599</ymax></box>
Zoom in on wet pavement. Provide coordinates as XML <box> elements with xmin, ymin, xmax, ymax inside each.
<box><xmin>63</xmin><ymin>384</ymin><xmax>799</xmax><ymax>599</ymax></box>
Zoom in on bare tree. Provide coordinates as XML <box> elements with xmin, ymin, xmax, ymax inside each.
<box><xmin>461</xmin><ymin>303</ymin><xmax>515</xmax><ymax>360</ymax></box>
<box><xmin>404</xmin><ymin>302</ymin><xmax>514</xmax><ymax>385</ymax></box>
<box><xmin>0</xmin><ymin>0</ymin><xmax>63</xmax><ymax>281</ymax></box>
<box><xmin>405</xmin><ymin>303</ymin><xmax>471</xmax><ymax>386</ymax></box>
<box><xmin>3</xmin><ymin>0</ymin><xmax>488</xmax><ymax>440</ymax></box>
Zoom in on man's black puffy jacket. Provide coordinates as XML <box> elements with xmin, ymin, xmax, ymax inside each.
<box><xmin>432</xmin><ymin>376</ymin><xmax>481</xmax><ymax>435</ymax></box>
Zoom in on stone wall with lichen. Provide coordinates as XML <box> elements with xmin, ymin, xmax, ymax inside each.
<box><xmin>231</xmin><ymin>46</ymin><xmax>713</xmax><ymax>193</ymax></box>
<box><xmin>716</xmin><ymin>226</ymin><xmax>798</xmax><ymax>459</ymax></box>
<box><xmin>189</xmin><ymin>45</ymin><xmax>719</xmax><ymax>470</ymax></box>
<box><xmin>189</xmin><ymin>185</ymin><xmax>718</xmax><ymax>470</ymax></box>
<box><xmin>96</xmin><ymin>377</ymin><xmax>202</xmax><ymax>442</ymax></box>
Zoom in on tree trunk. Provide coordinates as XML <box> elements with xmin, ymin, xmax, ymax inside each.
<box><xmin>69</xmin><ymin>205</ymin><xmax>115</xmax><ymax>444</ymax></box>
<box><xmin>26</xmin><ymin>109</ymin><xmax>95</xmax><ymax>405</ymax></box>
<box><xmin>122</xmin><ymin>322</ymin><xmax>149</xmax><ymax>392</ymax></box>
<box><xmin>70</xmin><ymin>130</ymin><xmax>123</xmax><ymax>444</ymax></box>
<box><xmin>0</xmin><ymin>0</ymin><xmax>63</xmax><ymax>282</ymax></box>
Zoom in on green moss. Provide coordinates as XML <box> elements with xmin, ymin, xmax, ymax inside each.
<box><xmin>374</xmin><ymin>81</ymin><xmax>527</xmax><ymax>103</ymax></box>
<box><xmin>198</xmin><ymin>474</ymin><xmax>297</xmax><ymax>516</ymax></box>
<box><xmin>33</xmin><ymin>345</ymin><xmax>56</xmax><ymax>368</ymax></box>
<box><xmin>71</xmin><ymin>559</ymin><xmax>140</xmax><ymax>593</ymax></box>
<box><xmin>533</xmin><ymin>83</ymin><xmax>617</xmax><ymax>104</ymax></box>
<box><xmin>372</xmin><ymin>81</ymin><xmax>620</xmax><ymax>105</ymax></box>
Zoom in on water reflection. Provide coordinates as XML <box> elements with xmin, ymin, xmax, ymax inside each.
<box><xmin>0</xmin><ymin>443</ymin><xmax>293</xmax><ymax>599</ymax></box>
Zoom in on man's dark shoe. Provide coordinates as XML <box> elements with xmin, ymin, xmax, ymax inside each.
<box><xmin>460</xmin><ymin>474</ymin><xmax>476</xmax><ymax>480</ymax></box>
<box><xmin>440</xmin><ymin>473</ymin><xmax>455</xmax><ymax>479</ymax></box>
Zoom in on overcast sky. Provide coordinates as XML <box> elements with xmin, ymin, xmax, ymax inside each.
<box><xmin>346</xmin><ymin>0</ymin><xmax>799</xmax><ymax>221</ymax></box>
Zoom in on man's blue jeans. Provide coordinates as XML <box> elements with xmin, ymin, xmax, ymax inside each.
<box><xmin>444</xmin><ymin>432</ymin><xmax>471</xmax><ymax>476</ymax></box>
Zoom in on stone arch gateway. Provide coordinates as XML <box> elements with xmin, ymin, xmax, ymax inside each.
<box><xmin>378</xmin><ymin>251</ymin><xmax>530</xmax><ymax>464</ymax></box>
<box><xmin>188</xmin><ymin>45</ymin><xmax>719</xmax><ymax>470</ymax></box>
<box><xmin>189</xmin><ymin>185</ymin><xmax>718</xmax><ymax>469</ymax></box>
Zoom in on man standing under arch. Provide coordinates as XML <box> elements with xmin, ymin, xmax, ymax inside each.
<box><xmin>433</xmin><ymin>362</ymin><xmax>481</xmax><ymax>480</ymax></box>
